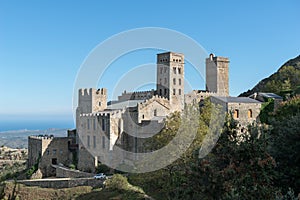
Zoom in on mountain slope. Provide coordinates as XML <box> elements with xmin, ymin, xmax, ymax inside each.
<box><xmin>239</xmin><ymin>55</ymin><xmax>300</xmax><ymax>97</ymax></box>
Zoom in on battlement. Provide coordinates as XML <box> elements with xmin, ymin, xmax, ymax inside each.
<box><xmin>79</xmin><ymin>88</ymin><xmax>107</xmax><ymax>96</ymax></box>
<box><xmin>80</xmin><ymin>109</ymin><xmax>124</xmax><ymax>117</ymax></box>
<box><xmin>29</xmin><ymin>135</ymin><xmax>54</xmax><ymax>140</ymax></box>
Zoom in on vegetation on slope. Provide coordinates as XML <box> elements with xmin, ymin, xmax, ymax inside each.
<box><xmin>129</xmin><ymin>98</ymin><xmax>300</xmax><ymax>199</ymax></box>
<box><xmin>240</xmin><ymin>55</ymin><xmax>300</xmax><ymax>97</ymax></box>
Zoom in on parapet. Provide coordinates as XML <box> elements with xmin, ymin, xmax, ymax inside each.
<box><xmin>79</xmin><ymin>88</ymin><xmax>107</xmax><ymax>96</ymax></box>
<box><xmin>206</xmin><ymin>53</ymin><xmax>229</xmax><ymax>63</ymax></box>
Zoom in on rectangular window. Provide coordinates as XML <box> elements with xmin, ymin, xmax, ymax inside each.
<box><xmin>164</xmin><ymin>67</ymin><xmax>167</xmax><ymax>73</ymax></box>
<box><xmin>102</xmin><ymin>136</ymin><xmax>105</xmax><ymax>149</ymax></box>
<box><xmin>93</xmin><ymin>136</ymin><xmax>96</xmax><ymax>148</ymax></box>
<box><xmin>93</xmin><ymin>119</ymin><xmax>96</xmax><ymax>130</ymax></box>
<box><xmin>173</xmin><ymin>78</ymin><xmax>176</xmax><ymax>85</ymax></box>
<box><xmin>164</xmin><ymin>89</ymin><xmax>167</xmax><ymax>95</ymax></box>
<box><xmin>178</xmin><ymin>68</ymin><xmax>181</xmax><ymax>74</ymax></box>
<box><xmin>173</xmin><ymin>89</ymin><xmax>176</xmax><ymax>95</ymax></box>
<box><xmin>53</xmin><ymin>149</ymin><xmax>57</xmax><ymax>155</ymax></box>
<box><xmin>173</xmin><ymin>67</ymin><xmax>176</xmax><ymax>74</ymax></box>
<box><xmin>154</xmin><ymin>109</ymin><xmax>157</xmax><ymax>116</ymax></box>
<box><xmin>60</xmin><ymin>150</ymin><xmax>63</xmax><ymax>155</ymax></box>
<box><xmin>179</xmin><ymin>89</ymin><xmax>181</xmax><ymax>95</ymax></box>
<box><xmin>87</xmin><ymin>119</ymin><xmax>90</xmax><ymax>130</ymax></box>
<box><xmin>160</xmin><ymin>68</ymin><xmax>163</xmax><ymax>74</ymax></box>
<box><xmin>164</xmin><ymin>78</ymin><xmax>167</xmax><ymax>84</ymax></box>
<box><xmin>87</xmin><ymin>135</ymin><xmax>90</xmax><ymax>147</ymax></box>
<box><xmin>179</xmin><ymin>78</ymin><xmax>181</xmax><ymax>85</ymax></box>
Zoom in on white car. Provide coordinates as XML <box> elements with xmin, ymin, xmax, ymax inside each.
<box><xmin>94</xmin><ymin>173</ymin><xmax>106</xmax><ymax>179</ymax></box>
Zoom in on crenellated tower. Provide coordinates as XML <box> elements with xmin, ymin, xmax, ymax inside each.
<box><xmin>77</xmin><ymin>88</ymin><xmax>107</xmax><ymax>115</ymax></box>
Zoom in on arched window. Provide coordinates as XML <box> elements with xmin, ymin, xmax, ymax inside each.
<box><xmin>173</xmin><ymin>89</ymin><xmax>176</xmax><ymax>95</ymax></box>
<box><xmin>234</xmin><ymin>109</ymin><xmax>239</xmax><ymax>119</ymax></box>
<box><xmin>248</xmin><ymin>109</ymin><xmax>253</xmax><ymax>118</ymax></box>
<box><xmin>179</xmin><ymin>89</ymin><xmax>181</xmax><ymax>95</ymax></box>
<box><xmin>179</xmin><ymin>78</ymin><xmax>181</xmax><ymax>85</ymax></box>
<box><xmin>178</xmin><ymin>68</ymin><xmax>181</xmax><ymax>74</ymax></box>
<box><xmin>173</xmin><ymin>78</ymin><xmax>176</xmax><ymax>85</ymax></box>
<box><xmin>159</xmin><ymin>89</ymin><xmax>162</xmax><ymax>95</ymax></box>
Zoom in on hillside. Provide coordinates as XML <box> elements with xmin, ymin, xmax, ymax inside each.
<box><xmin>239</xmin><ymin>55</ymin><xmax>300</xmax><ymax>97</ymax></box>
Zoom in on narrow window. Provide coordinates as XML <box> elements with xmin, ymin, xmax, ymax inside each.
<box><xmin>160</xmin><ymin>67</ymin><xmax>163</xmax><ymax>74</ymax></box>
<box><xmin>164</xmin><ymin>67</ymin><xmax>167</xmax><ymax>73</ymax></box>
<box><xmin>102</xmin><ymin>136</ymin><xmax>105</xmax><ymax>149</ymax></box>
<box><xmin>179</xmin><ymin>78</ymin><xmax>181</xmax><ymax>85</ymax></box>
<box><xmin>46</xmin><ymin>150</ymin><xmax>50</xmax><ymax>155</ymax></box>
<box><xmin>164</xmin><ymin>78</ymin><xmax>167</xmax><ymax>84</ymax></box>
<box><xmin>159</xmin><ymin>78</ymin><xmax>162</xmax><ymax>84</ymax></box>
<box><xmin>159</xmin><ymin>89</ymin><xmax>162</xmax><ymax>95</ymax></box>
<box><xmin>87</xmin><ymin>135</ymin><xmax>90</xmax><ymax>147</ymax></box>
<box><xmin>60</xmin><ymin>150</ymin><xmax>63</xmax><ymax>155</ymax></box>
<box><xmin>173</xmin><ymin>89</ymin><xmax>176</xmax><ymax>95</ymax></box>
<box><xmin>93</xmin><ymin>119</ymin><xmax>96</xmax><ymax>130</ymax></box>
<box><xmin>99</xmin><ymin>102</ymin><xmax>101</xmax><ymax>106</ymax></box>
<box><xmin>142</xmin><ymin>114</ymin><xmax>145</xmax><ymax>119</ymax></box>
<box><xmin>173</xmin><ymin>67</ymin><xmax>176</xmax><ymax>74</ymax></box>
<box><xmin>93</xmin><ymin>135</ymin><xmax>96</xmax><ymax>148</ymax></box>
<box><xmin>248</xmin><ymin>109</ymin><xmax>253</xmax><ymax>118</ymax></box>
<box><xmin>178</xmin><ymin>68</ymin><xmax>181</xmax><ymax>74</ymax></box>
<box><xmin>179</xmin><ymin>89</ymin><xmax>181</xmax><ymax>95</ymax></box>
<box><xmin>154</xmin><ymin>109</ymin><xmax>157</xmax><ymax>116</ymax></box>
<box><xmin>164</xmin><ymin>89</ymin><xmax>167</xmax><ymax>95</ymax></box>
<box><xmin>87</xmin><ymin>119</ymin><xmax>90</xmax><ymax>130</ymax></box>
<box><xmin>173</xmin><ymin>78</ymin><xmax>176</xmax><ymax>85</ymax></box>
<box><xmin>234</xmin><ymin>109</ymin><xmax>239</xmax><ymax>119</ymax></box>
<box><xmin>102</xmin><ymin>118</ymin><xmax>105</xmax><ymax>131</ymax></box>
<box><xmin>53</xmin><ymin>149</ymin><xmax>57</xmax><ymax>155</ymax></box>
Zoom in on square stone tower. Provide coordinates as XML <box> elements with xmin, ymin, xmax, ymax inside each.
<box><xmin>156</xmin><ymin>52</ymin><xmax>184</xmax><ymax>111</ymax></box>
<box><xmin>206</xmin><ymin>54</ymin><xmax>229</xmax><ymax>96</ymax></box>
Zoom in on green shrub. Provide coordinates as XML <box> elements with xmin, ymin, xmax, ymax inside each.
<box><xmin>105</xmin><ymin>174</ymin><xmax>129</xmax><ymax>191</ymax></box>
<box><xmin>69</xmin><ymin>164</ymin><xmax>76</xmax><ymax>170</ymax></box>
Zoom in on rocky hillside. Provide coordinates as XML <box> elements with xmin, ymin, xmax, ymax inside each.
<box><xmin>239</xmin><ymin>55</ymin><xmax>300</xmax><ymax>97</ymax></box>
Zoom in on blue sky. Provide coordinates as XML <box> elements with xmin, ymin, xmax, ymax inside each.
<box><xmin>0</xmin><ymin>1</ymin><xmax>299</xmax><ymax>128</ymax></box>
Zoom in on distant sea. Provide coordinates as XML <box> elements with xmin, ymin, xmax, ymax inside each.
<box><xmin>0</xmin><ymin>119</ymin><xmax>75</xmax><ymax>149</ymax></box>
<box><xmin>0</xmin><ymin>119</ymin><xmax>74</xmax><ymax>132</ymax></box>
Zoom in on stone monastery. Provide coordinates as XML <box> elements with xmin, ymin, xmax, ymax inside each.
<box><xmin>29</xmin><ymin>52</ymin><xmax>281</xmax><ymax>176</ymax></box>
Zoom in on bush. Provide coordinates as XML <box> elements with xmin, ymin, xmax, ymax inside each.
<box><xmin>69</xmin><ymin>164</ymin><xmax>76</xmax><ymax>170</ymax></box>
<box><xmin>105</xmin><ymin>174</ymin><xmax>129</xmax><ymax>191</ymax></box>
<box><xmin>96</xmin><ymin>164</ymin><xmax>110</xmax><ymax>174</ymax></box>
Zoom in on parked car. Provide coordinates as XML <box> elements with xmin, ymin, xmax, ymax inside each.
<box><xmin>94</xmin><ymin>173</ymin><xmax>106</xmax><ymax>179</ymax></box>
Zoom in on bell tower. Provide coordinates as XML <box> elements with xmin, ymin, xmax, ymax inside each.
<box><xmin>206</xmin><ymin>53</ymin><xmax>229</xmax><ymax>96</ymax></box>
<box><xmin>156</xmin><ymin>52</ymin><xmax>184</xmax><ymax>111</ymax></box>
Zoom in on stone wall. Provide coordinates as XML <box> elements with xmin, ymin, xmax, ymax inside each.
<box><xmin>55</xmin><ymin>165</ymin><xmax>94</xmax><ymax>178</ymax></box>
<box><xmin>18</xmin><ymin>178</ymin><xmax>103</xmax><ymax>189</ymax></box>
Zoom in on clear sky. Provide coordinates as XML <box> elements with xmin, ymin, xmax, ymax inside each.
<box><xmin>0</xmin><ymin>0</ymin><xmax>299</xmax><ymax>128</ymax></box>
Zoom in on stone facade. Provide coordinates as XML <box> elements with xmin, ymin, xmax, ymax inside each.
<box><xmin>72</xmin><ymin>51</ymin><xmax>261</xmax><ymax>172</ymax></box>
<box><xmin>210</xmin><ymin>96</ymin><xmax>261</xmax><ymax>129</ymax></box>
<box><xmin>28</xmin><ymin>135</ymin><xmax>74</xmax><ymax>177</ymax></box>
<box><xmin>206</xmin><ymin>54</ymin><xmax>229</xmax><ymax>96</ymax></box>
